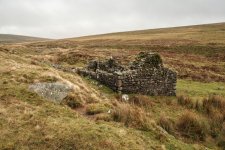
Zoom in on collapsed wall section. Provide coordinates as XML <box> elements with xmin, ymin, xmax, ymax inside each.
<box><xmin>97</xmin><ymin>71</ymin><xmax>118</xmax><ymax>91</ymax></box>
<box><xmin>77</xmin><ymin>69</ymin><xmax>119</xmax><ymax>91</ymax></box>
<box><xmin>77</xmin><ymin>52</ymin><xmax>177</xmax><ymax>96</ymax></box>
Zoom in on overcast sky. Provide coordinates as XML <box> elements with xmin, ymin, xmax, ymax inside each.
<box><xmin>0</xmin><ymin>0</ymin><xmax>224</xmax><ymax>39</ymax></box>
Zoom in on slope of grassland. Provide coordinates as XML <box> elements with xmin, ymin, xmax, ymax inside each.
<box><xmin>0</xmin><ymin>34</ymin><xmax>49</xmax><ymax>44</ymax></box>
<box><xmin>0</xmin><ymin>23</ymin><xmax>225</xmax><ymax>149</ymax></box>
<box><xmin>0</xmin><ymin>48</ymin><xmax>202</xmax><ymax>150</ymax></box>
<box><xmin>72</xmin><ymin>22</ymin><xmax>225</xmax><ymax>44</ymax></box>
<box><xmin>61</xmin><ymin>22</ymin><xmax>224</xmax><ymax>82</ymax></box>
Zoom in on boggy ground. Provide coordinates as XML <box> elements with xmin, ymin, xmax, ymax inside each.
<box><xmin>0</xmin><ymin>23</ymin><xmax>225</xmax><ymax>149</ymax></box>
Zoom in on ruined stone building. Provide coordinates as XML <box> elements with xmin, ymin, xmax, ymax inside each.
<box><xmin>78</xmin><ymin>52</ymin><xmax>177</xmax><ymax>96</ymax></box>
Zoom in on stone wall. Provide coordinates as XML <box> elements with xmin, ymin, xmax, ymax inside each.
<box><xmin>119</xmin><ymin>68</ymin><xmax>176</xmax><ymax>96</ymax></box>
<box><xmin>78</xmin><ymin>69</ymin><xmax>119</xmax><ymax>91</ymax></box>
<box><xmin>96</xmin><ymin>71</ymin><xmax>118</xmax><ymax>91</ymax></box>
<box><xmin>77</xmin><ymin>52</ymin><xmax>177</xmax><ymax>96</ymax></box>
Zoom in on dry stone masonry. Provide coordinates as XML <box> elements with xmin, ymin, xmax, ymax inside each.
<box><xmin>78</xmin><ymin>52</ymin><xmax>177</xmax><ymax>96</ymax></box>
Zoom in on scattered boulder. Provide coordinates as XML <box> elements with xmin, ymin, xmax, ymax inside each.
<box><xmin>29</xmin><ymin>82</ymin><xmax>73</xmax><ymax>103</ymax></box>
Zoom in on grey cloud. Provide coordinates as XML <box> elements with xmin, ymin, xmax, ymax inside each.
<box><xmin>0</xmin><ymin>0</ymin><xmax>224</xmax><ymax>38</ymax></box>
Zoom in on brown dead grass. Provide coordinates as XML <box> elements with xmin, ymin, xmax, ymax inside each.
<box><xmin>157</xmin><ymin>116</ymin><xmax>175</xmax><ymax>134</ymax></box>
<box><xmin>202</xmin><ymin>95</ymin><xmax>225</xmax><ymax>114</ymax></box>
<box><xmin>86</xmin><ymin>103</ymin><xmax>110</xmax><ymax>115</ymax></box>
<box><xmin>177</xmin><ymin>95</ymin><xmax>195</xmax><ymax>109</ymax></box>
<box><xmin>112</xmin><ymin>102</ymin><xmax>152</xmax><ymax>131</ymax></box>
<box><xmin>129</xmin><ymin>95</ymin><xmax>153</xmax><ymax>108</ymax></box>
<box><xmin>61</xmin><ymin>92</ymin><xmax>84</xmax><ymax>109</ymax></box>
<box><xmin>177</xmin><ymin>112</ymin><xmax>207</xmax><ymax>141</ymax></box>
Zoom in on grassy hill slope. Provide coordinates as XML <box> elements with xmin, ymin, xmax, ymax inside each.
<box><xmin>29</xmin><ymin>22</ymin><xmax>224</xmax><ymax>83</ymax></box>
<box><xmin>0</xmin><ymin>23</ymin><xmax>225</xmax><ymax>149</ymax></box>
<box><xmin>72</xmin><ymin>22</ymin><xmax>225</xmax><ymax>44</ymax></box>
<box><xmin>0</xmin><ymin>34</ymin><xmax>49</xmax><ymax>44</ymax></box>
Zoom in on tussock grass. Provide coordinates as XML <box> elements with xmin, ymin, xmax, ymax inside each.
<box><xmin>86</xmin><ymin>103</ymin><xmax>110</xmax><ymax>115</ymax></box>
<box><xmin>202</xmin><ymin>95</ymin><xmax>225</xmax><ymax>114</ymax></box>
<box><xmin>200</xmin><ymin>95</ymin><xmax>225</xmax><ymax>139</ymax></box>
<box><xmin>39</xmin><ymin>75</ymin><xmax>59</xmax><ymax>83</ymax></box>
<box><xmin>175</xmin><ymin>94</ymin><xmax>225</xmax><ymax>142</ymax></box>
<box><xmin>157</xmin><ymin>116</ymin><xmax>175</xmax><ymax>134</ymax></box>
<box><xmin>96</xmin><ymin>113</ymin><xmax>113</xmax><ymax>122</ymax></box>
<box><xmin>177</xmin><ymin>95</ymin><xmax>195</xmax><ymax>109</ymax></box>
<box><xmin>208</xmin><ymin>111</ymin><xmax>224</xmax><ymax>138</ymax></box>
<box><xmin>112</xmin><ymin>102</ymin><xmax>152</xmax><ymax>131</ymax></box>
<box><xmin>129</xmin><ymin>95</ymin><xmax>153</xmax><ymax>108</ymax></box>
<box><xmin>177</xmin><ymin>112</ymin><xmax>207</xmax><ymax>141</ymax></box>
<box><xmin>61</xmin><ymin>93</ymin><xmax>84</xmax><ymax>109</ymax></box>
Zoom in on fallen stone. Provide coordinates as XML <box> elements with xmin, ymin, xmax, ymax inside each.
<box><xmin>29</xmin><ymin>82</ymin><xmax>73</xmax><ymax>103</ymax></box>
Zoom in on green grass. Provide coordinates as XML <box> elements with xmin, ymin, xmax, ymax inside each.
<box><xmin>177</xmin><ymin>79</ymin><xmax>225</xmax><ymax>98</ymax></box>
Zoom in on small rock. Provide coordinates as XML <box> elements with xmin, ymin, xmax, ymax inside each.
<box><xmin>122</xmin><ymin>94</ymin><xmax>129</xmax><ymax>102</ymax></box>
<box><xmin>29</xmin><ymin>82</ymin><xmax>73</xmax><ymax>103</ymax></box>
